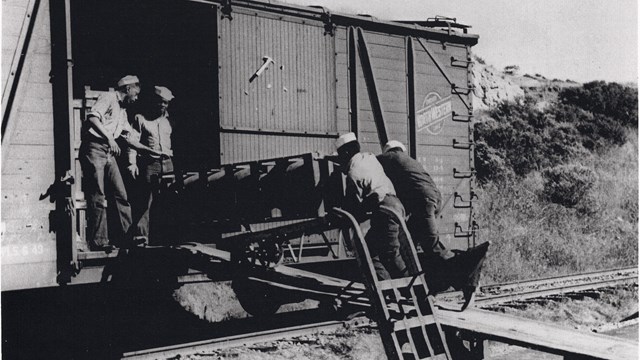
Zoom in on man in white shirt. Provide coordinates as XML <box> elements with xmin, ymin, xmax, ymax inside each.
<box><xmin>80</xmin><ymin>75</ymin><xmax>159</xmax><ymax>251</ymax></box>
<box><xmin>335</xmin><ymin>132</ymin><xmax>408</xmax><ymax>280</ymax></box>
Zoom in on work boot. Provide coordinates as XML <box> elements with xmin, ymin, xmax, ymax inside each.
<box><xmin>418</xmin><ymin>255</ymin><xmax>451</xmax><ymax>295</ymax></box>
<box><xmin>460</xmin><ymin>285</ymin><xmax>477</xmax><ymax>311</ymax></box>
<box><xmin>448</xmin><ymin>241</ymin><xmax>490</xmax><ymax>291</ymax></box>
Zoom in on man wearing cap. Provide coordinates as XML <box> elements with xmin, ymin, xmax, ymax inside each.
<box><xmin>377</xmin><ymin>140</ymin><xmax>454</xmax><ymax>263</ymax></box>
<box><xmin>378</xmin><ymin>140</ymin><xmax>489</xmax><ymax>309</ymax></box>
<box><xmin>127</xmin><ymin>86</ymin><xmax>175</xmax><ymax>245</ymax></box>
<box><xmin>335</xmin><ymin>133</ymin><xmax>408</xmax><ymax>280</ymax></box>
<box><xmin>80</xmin><ymin>75</ymin><xmax>160</xmax><ymax>251</ymax></box>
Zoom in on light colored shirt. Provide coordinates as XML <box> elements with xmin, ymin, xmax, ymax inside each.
<box><xmin>85</xmin><ymin>91</ymin><xmax>132</xmax><ymax>139</ymax></box>
<box><xmin>346</xmin><ymin>152</ymin><xmax>396</xmax><ymax>204</ymax></box>
<box><xmin>128</xmin><ymin>112</ymin><xmax>173</xmax><ymax>165</ymax></box>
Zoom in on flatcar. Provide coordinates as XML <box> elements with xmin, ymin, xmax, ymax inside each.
<box><xmin>1</xmin><ymin>0</ymin><xmax>479</xmax><ymax>292</ymax></box>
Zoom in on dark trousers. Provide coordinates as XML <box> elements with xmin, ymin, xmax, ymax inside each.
<box><xmin>406</xmin><ymin>198</ymin><xmax>454</xmax><ymax>261</ymax></box>
<box><xmin>406</xmin><ymin>199</ymin><xmax>489</xmax><ymax>294</ymax></box>
<box><xmin>366</xmin><ymin>194</ymin><xmax>408</xmax><ymax>280</ymax></box>
<box><xmin>134</xmin><ymin>157</ymin><xmax>173</xmax><ymax>243</ymax></box>
<box><xmin>79</xmin><ymin>140</ymin><xmax>132</xmax><ymax>248</ymax></box>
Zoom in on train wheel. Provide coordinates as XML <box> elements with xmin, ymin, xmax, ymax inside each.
<box><xmin>231</xmin><ymin>277</ymin><xmax>282</xmax><ymax>317</ymax></box>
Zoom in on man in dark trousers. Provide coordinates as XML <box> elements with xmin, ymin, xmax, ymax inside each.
<box><xmin>127</xmin><ymin>86</ymin><xmax>175</xmax><ymax>245</ymax></box>
<box><xmin>81</xmin><ymin>75</ymin><xmax>163</xmax><ymax>252</ymax></box>
<box><xmin>80</xmin><ymin>75</ymin><xmax>142</xmax><ymax>252</ymax></box>
<box><xmin>378</xmin><ymin>140</ymin><xmax>489</xmax><ymax>310</ymax></box>
<box><xmin>335</xmin><ymin>133</ymin><xmax>408</xmax><ymax>280</ymax></box>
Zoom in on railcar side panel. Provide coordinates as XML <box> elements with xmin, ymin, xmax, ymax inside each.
<box><xmin>1</xmin><ymin>0</ymin><xmax>57</xmax><ymax>291</ymax></box>
<box><xmin>218</xmin><ymin>8</ymin><xmax>337</xmax><ymax>164</ymax></box>
<box><xmin>412</xmin><ymin>40</ymin><xmax>475</xmax><ymax>249</ymax></box>
<box><xmin>1</xmin><ymin>0</ymin><xmax>479</xmax><ymax>290</ymax></box>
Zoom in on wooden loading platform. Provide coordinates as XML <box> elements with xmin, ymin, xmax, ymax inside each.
<box><xmin>437</xmin><ymin>308</ymin><xmax>638</xmax><ymax>360</ymax></box>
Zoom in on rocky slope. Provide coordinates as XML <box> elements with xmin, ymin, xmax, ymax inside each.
<box><xmin>472</xmin><ymin>56</ymin><xmax>581</xmax><ymax>110</ymax></box>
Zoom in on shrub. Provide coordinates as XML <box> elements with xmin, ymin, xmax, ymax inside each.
<box><xmin>545</xmin><ymin>124</ymin><xmax>587</xmax><ymax>165</ymax></box>
<box><xmin>476</xmin><ymin>138</ymin><xmax>638</xmax><ymax>282</ymax></box>
<box><xmin>591</xmin><ymin>113</ymin><xmax>627</xmax><ymax>146</ymax></box>
<box><xmin>474</xmin><ymin>85</ymin><xmax>637</xmax><ymax>283</ymax></box>
<box><xmin>475</xmin><ymin>99</ymin><xmax>591</xmax><ymax>179</ymax></box>
<box><xmin>507</xmin><ymin>131</ymin><xmax>545</xmax><ymax>175</ymax></box>
<box><xmin>552</xmin><ymin>103</ymin><xmax>627</xmax><ymax>152</ymax></box>
<box><xmin>542</xmin><ymin>165</ymin><xmax>596</xmax><ymax>207</ymax></box>
<box><xmin>558</xmin><ymin>81</ymin><xmax>638</xmax><ymax>128</ymax></box>
<box><xmin>474</xmin><ymin>141</ymin><xmax>512</xmax><ymax>184</ymax></box>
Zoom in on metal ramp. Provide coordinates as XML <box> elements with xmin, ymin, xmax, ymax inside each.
<box><xmin>333</xmin><ymin>207</ymin><xmax>451</xmax><ymax>360</ymax></box>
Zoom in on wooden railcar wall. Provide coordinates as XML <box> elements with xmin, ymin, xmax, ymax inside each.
<box><xmin>0</xmin><ymin>1</ymin><xmax>477</xmax><ymax>291</ymax></box>
<box><xmin>218</xmin><ymin>8</ymin><xmax>337</xmax><ymax>164</ymax></box>
<box><xmin>2</xmin><ymin>0</ymin><xmax>58</xmax><ymax>291</ymax></box>
<box><xmin>335</xmin><ymin>26</ymin><xmax>475</xmax><ymax>250</ymax></box>
<box><xmin>217</xmin><ymin>8</ymin><xmax>342</xmax><ymax>249</ymax></box>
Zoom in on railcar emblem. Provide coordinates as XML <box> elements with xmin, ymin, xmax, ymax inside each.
<box><xmin>416</xmin><ymin>92</ymin><xmax>452</xmax><ymax>135</ymax></box>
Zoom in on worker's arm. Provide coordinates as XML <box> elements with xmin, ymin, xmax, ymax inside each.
<box><xmin>85</xmin><ymin>92</ymin><xmax>124</xmax><ymax>155</ymax></box>
<box><xmin>344</xmin><ymin>178</ymin><xmax>369</xmax><ymax>222</ymax></box>
<box><xmin>86</xmin><ymin>115</ymin><xmax>121</xmax><ymax>156</ymax></box>
<box><xmin>124</xmin><ymin>135</ymin><xmax>163</xmax><ymax>157</ymax></box>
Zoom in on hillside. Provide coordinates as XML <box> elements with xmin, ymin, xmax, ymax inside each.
<box><xmin>471</xmin><ymin>59</ymin><xmax>639</xmax><ymax>282</ymax></box>
<box><xmin>472</xmin><ymin>56</ymin><xmax>581</xmax><ymax>110</ymax></box>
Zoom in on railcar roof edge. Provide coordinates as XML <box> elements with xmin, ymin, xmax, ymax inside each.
<box><xmin>185</xmin><ymin>0</ymin><xmax>479</xmax><ymax>46</ymax></box>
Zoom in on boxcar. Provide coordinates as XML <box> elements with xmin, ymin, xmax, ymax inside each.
<box><xmin>1</xmin><ymin>0</ymin><xmax>479</xmax><ymax>291</ymax></box>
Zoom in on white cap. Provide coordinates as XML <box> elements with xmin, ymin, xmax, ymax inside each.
<box><xmin>117</xmin><ymin>75</ymin><xmax>139</xmax><ymax>87</ymax></box>
<box><xmin>154</xmin><ymin>86</ymin><xmax>174</xmax><ymax>101</ymax></box>
<box><xmin>336</xmin><ymin>132</ymin><xmax>357</xmax><ymax>150</ymax></box>
<box><xmin>383</xmin><ymin>140</ymin><xmax>407</xmax><ymax>153</ymax></box>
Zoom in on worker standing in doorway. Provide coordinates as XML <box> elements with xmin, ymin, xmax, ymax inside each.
<box><xmin>378</xmin><ymin>140</ymin><xmax>489</xmax><ymax>310</ymax></box>
<box><xmin>80</xmin><ymin>75</ymin><xmax>159</xmax><ymax>251</ymax></box>
<box><xmin>127</xmin><ymin>86</ymin><xmax>175</xmax><ymax>246</ymax></box>
<box><xmin>335</xmin><ymin>133</ymin><xmax>408</xmax><ymax>280</ymax></box>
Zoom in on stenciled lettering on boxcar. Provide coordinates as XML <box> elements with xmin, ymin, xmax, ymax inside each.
<box><xmin>417</xmin><ymin>156</ymin><xmax>445</xmax><ymax>182</ymax></box>
<box><xmin>416</xmin><ymin>92</ymin><xmax>452</xmax><ymax>135</ymax></box>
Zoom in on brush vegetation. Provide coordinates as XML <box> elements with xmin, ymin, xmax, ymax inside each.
<box><xmin>475</xmin><ymin>81</ymin><xmax>638</xmax><ymax>283</ymax></box>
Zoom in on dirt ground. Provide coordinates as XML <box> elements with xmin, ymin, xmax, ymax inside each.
<box><xmin>172</xmin><ymin>283</ymin><xmax>637</xmax><ymax>359</ymax></box>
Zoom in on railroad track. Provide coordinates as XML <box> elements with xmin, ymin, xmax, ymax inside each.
<box><xmin>440</xmin><ymin>266</ymin><xmax>638</xmax><ymax>307</ymax></box>
<box><xmin>122</xmin><ymin>318</ymin><xmax>373</xmax><ymax>360</ymax></box>
<box><xmin>122</xmin><ymin>266</ymin><xmax>638</xmax><ymax>359</ymax></box>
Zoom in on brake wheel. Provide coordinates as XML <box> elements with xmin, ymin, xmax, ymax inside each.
<box><xmin>232</xmin><ymin>238</ymin><xmax>284</xmax><ymax>269</ymax></box>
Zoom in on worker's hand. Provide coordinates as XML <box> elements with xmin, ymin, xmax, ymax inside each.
<box><xmin>128</xmin><ymin>164</ymin><xmax>138</xmax><ymax>179</ymax></box>
<box><xmin>108</xmin><ymin>138</ymin><xmax>121</xmax><ymax>156</ymax></box>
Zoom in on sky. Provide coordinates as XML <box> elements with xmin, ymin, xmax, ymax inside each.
<box><xmin>282</xmin><ymin>0</ymin><xmax>638</xmax><ymax>84</ymax></box>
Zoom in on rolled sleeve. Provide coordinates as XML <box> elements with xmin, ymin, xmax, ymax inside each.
<box><xmin>86</xmin><ymin>92</ymin><xmax>113</xmax><ymax>122</ymax></box>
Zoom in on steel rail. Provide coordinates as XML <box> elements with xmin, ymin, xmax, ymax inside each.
<box><xmin>475</xmin><ymin>274</ymin><xmax>638</xmax><ymax>307</ymax></box>
<box><xmin>479</xmin><ymin>267</ymin><xmax>637</xmax><ymax>294</ymax></box>
<box><xmin>121</xmin><ymin>267</ymin><xmax>637</xmax><ymax>359</ymax></box>
<box><xmin>122</xmin><ymin>318</ymin><xmax>371</xmax><ymax>360</ymax></box>
<box><xmin>435</xmin><ymin>266</ymin><xmax>638</xmax><ymax>307</ymax></box>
